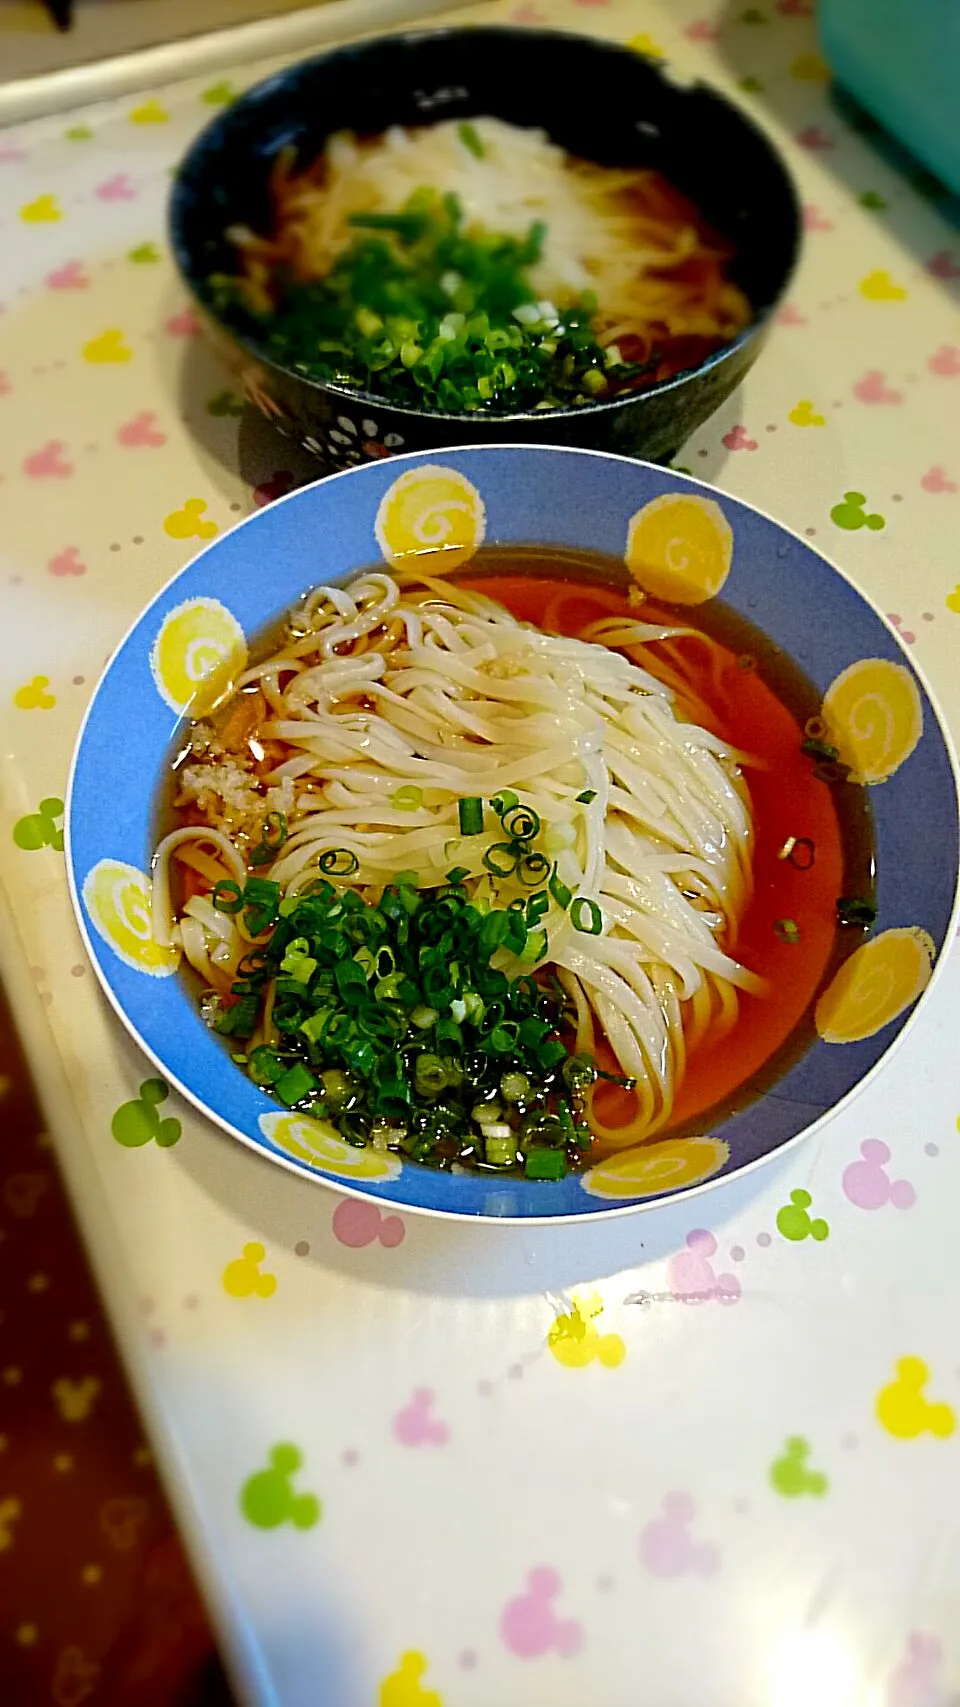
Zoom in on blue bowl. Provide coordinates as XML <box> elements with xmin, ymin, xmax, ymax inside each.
<box><xmin>66</xmin><ymin>447</ymin><xmax>959</xmax><ymax>1222</ymax></box>
<box><xmin>169</xmin><ymin>26</ymin><xmax>801</xmax><ymax>470</ymax></box>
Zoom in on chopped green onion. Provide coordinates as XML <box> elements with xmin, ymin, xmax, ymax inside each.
<box><xmin>518</xmin><ymin>850</ymin><xmax>550</xmax><ymax>887</ymax></box>
<box><xmin>243</xmin><ymin>877</ymin><xmax>281</xmax><ymax>934</ymax></box>
<box><xmin>502</xmin><ymin>804</ymin><xmax>540</xmax><ymax>843</ymax></box>
<box><xmin>549</xmin><ymin>868</ymin><xmax>573</xmax><ymax>910</ymax></box>
<box><xmin>445</xmin><ymin>866</ymin><xmax>470</xmax><ymax>886</ymax></box>
<box><xmin>485</xmin><ymin>1134</ymin><xmax>517</xmax><ymax>1167</ymax></box>
<box><xmin>519</xmin><ymin>928</ymin><xmax>548</xmax><ymax>965</ymax></box>
<box><xmin>500</xmin><ymin>1070</ymin><xmax>531</xmax><ymax>1103</ymax></box>
<box><xmin>575</xmin><ymin>789</ymin><xmax>597</xmax><ymax>805</ymax></box>
<box><xmin>483</xmin><ymin>842</ymin><xmax>520</xmax><ymax>877</ymax></box>
<box><xmin>775</xmin><ymin>918</ymin><xmax>801</xmax><ymax>943</ymax></box>
<box><xmin>525</xmin><ymin>890</ymin><xmax>550</xmax><ymax>925</ymax></box>
<box><xmin>391</xmin><ymin>786</ymin><xmax>423</xmax><ymax>811</ymax></box>
<box><xmin>490</xmin><ymin>790</ymin><xmax>519</xmax><ymax>819</ymax></box>
<box><xmin>458</xmin><ymin>797</ymin><xmax>484</xmax><ymax>836</ymax></box>
<box><xmin>212</xmin><ymin>879</ymin><xmax>243</xmax><ymax>914</ymax></box>
<box><xmin>836</xmin><ymin>896</ymin><xmax>877</xmax><ymax>927</ymax></box>
<box><xmin>570</xmin><ymin>897</ymin><xmax>602</xmax><ymax>935</ymax></box>
<box><xmin>524</xmin><ymin>1148</ymin><xmax>566</xmax><ymax>1181</ymax></box>
<box><xmin>318</xmin><ymin>848</ymin><xmax>360</xmax><ymax>877</ymax></box>
<box><xmin>801</xmin><ymin>738</ymin><xmax>840</xmax><ymax>763</ymax></box>
<box><xmin>274</xmin><ymin>1062</ymin><xmax>318</xmax><ymax>1106</ymax></box>
<box><xmin>247</xmin><ymin>1045</ymin><xmax>285</xmax><ymax>1086</ymax></box>
<box><xmin>458</xmin><ymin>121</ymin><xmax>485</xmax><ymax>159</ymax></box>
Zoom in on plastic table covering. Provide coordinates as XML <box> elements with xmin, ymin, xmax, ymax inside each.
<box><xmin>2</xmin><ymin>3</ymin><xmax>960</xmax><ymax>1704</ymax></box>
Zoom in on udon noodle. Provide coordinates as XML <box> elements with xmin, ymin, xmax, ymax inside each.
<box><xmin>155</xmin><ymin>569</ymin><xmax>762</xmax><ymax>1151</ymax></box>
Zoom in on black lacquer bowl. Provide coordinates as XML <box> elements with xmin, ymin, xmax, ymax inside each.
<box><xmin>169</xmin><ymin>27</ymin><xmax>801</xmax><ymax>470</ymax></box>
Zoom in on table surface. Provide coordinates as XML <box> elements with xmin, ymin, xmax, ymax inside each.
<box><xmin>2</xmin><ymin>3</ymin><xmax>960</xmax><ymax>1704</ymax></box>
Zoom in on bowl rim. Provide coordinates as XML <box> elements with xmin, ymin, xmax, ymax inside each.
<box><xmin>64</xmin><ymin>443</ymin><xmax>960</xmax><ymax>1224</ymax></box>
<box><xmin>167</xmin><ymin>22</ymin><xmax>802</xmax><ymax>428</ymax></box>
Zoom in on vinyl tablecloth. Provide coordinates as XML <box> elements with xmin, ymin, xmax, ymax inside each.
<box><xmin>2</xmin><ymin>1</ymin><xmax>960</xmax><ymax>1703</ymax></box>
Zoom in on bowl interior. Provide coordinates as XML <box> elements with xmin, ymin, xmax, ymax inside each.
<box><xmin>170</xmin><ymin>27</ymin><xmax>800</xmax><ymax>401</ymax></box>
<box><xmin>66</xmin><ymin>448</ymin><xmax>958</xmax><ymax>1221</ymax></box>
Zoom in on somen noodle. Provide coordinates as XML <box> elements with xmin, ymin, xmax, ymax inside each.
<box><xmin>217</xmin><ymin>116</ymin><xmax>751</xmax><ymax>415</ymax></box>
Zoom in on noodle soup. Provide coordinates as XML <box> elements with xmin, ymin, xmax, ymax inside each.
<box><xmin>153</xmin><ymin>549</ymin><xmax>873</xmax><ymax>1180</ymax></box>
<box><xmin>212</xmin><ymin>116</ymin><xmax>750</xmax><ymax>417</ymax></box>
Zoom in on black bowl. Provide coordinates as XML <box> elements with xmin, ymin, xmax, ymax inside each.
<box><xmin>170</xmin><ymin>26</ymin><xmax>801</xmax><ymax>470</ymax></box>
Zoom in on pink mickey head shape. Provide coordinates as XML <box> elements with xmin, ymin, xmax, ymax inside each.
<box><xmin>723</xmin><ymin>424</ymin><xmax>758</xmax><ymax>451</ymax></box>
<box><xmin>165</xmin><ymin>307</ymin><xmax>199</xmax><ymax>337</ymax></box>
<box><xmin>777</xmin><ymin>304</ymin><xmax>807</xmax><ymax>326</ymax></box>
<box><xmin>802</xmin><ymin>204</ymin><xmax>833</xmax><ymax>231</ymax></box>
<box><xmin>929</xmin><ymin>345</ymin><xmax>960</xmax><ymax>377</ymax></box>
<box><xmin>921</xmin><ymin>466</ymin><xmax>957</xmax><ymax>493</ymax></box>
<box><xmin>500</xmin><ymin>1567</ymin><xmax>583</xmax><ymax>1659</ymax></box>
<box><xmin>254</xmin><ymin>470</ymin><xmax>295</xmax><ymax>508</ymax></box>
<box><xmin>842</xmin><ymin>1140</ymin><xmax>915</xmax><ymax>1211</ymax></box>
<box><xmin>393</xmin><ymin>1388</ymin><xmax>448</xmax><ymax>1447</ymax></box>
<box><xmin>887</xmin><ymin>1631</ymin><xmax>943</xmax><ymax>1707</ymax></box>
<box><xmin>797</xmin><ymin>125</ymin><xmax>833</xmax><ymax>150</ymax></box>
<box><xmin>48</xmin><ymin>547</ymin><xmax>86</xmax><ymax>577</ymax></box>
<box><xmin>332</xmin><ymin>1198</ymin><xmax>405</xmax><ymax>1248</ymax></box>
<box><xmin>853</xmin><ymin>370</ymin><xmax>902</xmax><ymax>404</ymax></box>
<box><xmin>118</xmin><ymin>410</ymin><xmax>165</xmax><ymax>448</ymax></box>
<box><xmin>95</xmin><ymin>173</ymin><xmax>136</xmax><ymax>200</ymax></box>
<box><xmin>639</xmin><ymin>1492</ymin><xmax>721</xmax><ymax>1579</ymax></box>
<box><xmin>47</xmin><ymin>260</ymin><xmax>88</xmax><ymax>290</ymax></box>
<box><xmin>24</xmin><ymin>440</ymin><xmax>72</xmax><ymax>478</ymax></box>
<box><xmin>667</xmin><ymin>1230</ymin><xmax>740</xmax><ymax>1305</ymax></box>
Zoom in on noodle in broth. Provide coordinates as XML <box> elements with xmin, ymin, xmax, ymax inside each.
<box><xmin>154</xmin><ymin>564</ymin><xmax>777</xmax><ymax>1173</ymax></box>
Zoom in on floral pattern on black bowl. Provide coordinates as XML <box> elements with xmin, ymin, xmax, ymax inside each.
<box><xmin>171</xmin><ymin>27</ymin><xmax>802</xmax><ymax>470</ymax></box>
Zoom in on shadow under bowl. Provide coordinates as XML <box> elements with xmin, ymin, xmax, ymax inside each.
<box><xmin>169</xmin><ymin>25</ymin><xmax>801</xmax><ymax>471</ymax></box>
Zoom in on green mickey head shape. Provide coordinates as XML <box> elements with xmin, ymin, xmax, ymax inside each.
<box><xmin>13</xmin><ymin>797</ymin><xmax>64</xmax><ymax>851</ymax></box>
<box><xmin>111</xmin><ymin>1079</ymin><xmax>181</xmax><ymax>1148</ymax></box>
<box><xmin>240</xmin><ymin>1445</ymin><xmax>321</xmax><ymax>1530</ymax></box>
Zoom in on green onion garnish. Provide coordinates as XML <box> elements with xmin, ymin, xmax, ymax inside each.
<box><xmin>212</xmin><ymin>879</ymin><xmax>243</xmax><ymax>914</ymax></box>
<box><xmin>570</xmin><ymin>897</ymin><xmax>602</xmax><ymax>935</ymax></box>
<box><xmin>518</xmin><ymin>850</ymin><xmax>550</xmax><ymax>887</ymax></box>
<box><xmin>458</xmin><ymin>796</ymin><xmax>484</xmax><ymax>835</ymax></box>
<box><xmin>775</xmin><ymin>918</ymin><xmax>801</xmax><ymax>943</ymax></box>
<box><xmin>197</xmin><ymin>864</ymin><xmax>605</xmax><ymax>1177</ymax></box>
<box><xmin>502</xmin><ymin>804</ymin><xmax>540</xmax><ymax>843</ymax></box>
<box><xmin>457</xmin><ymin>121</ymin><xmax>485</xmax><ymax>159</ymax></box>
<box><xmin>801</xmin><ymin>738</ymin><xmax>840</xmax><ymax>763</ymax></box>
<box><xmin>549</xmin><ymin>868</ymin><xmax>572</xmax><ymax>910</ymax></box>
<box><xmin>483</xmin><ymin>842</ymin><xmax>520</xmax><ymax>877</ymax></box>
<box><xmin>391</xmin><ymin>786</ymin><xmax>423</xmax><ymax>811</ymax></box>
<box><xmin>318</xmin><ymin>848</ymin><xmax>360</xmax><ymax>877</ymax></box>
<box><xmin>575</xmin><ymin>789</ymin><xmax>597</xmax><ymax>805</ymax></box>
<box><xmin>524</xmin><ymin>1148</ymin><xmax>567</xmax><ymax>1181</ymax></box>
<box><xmin>249</xmin><ymin>810</ymin><xmax>288</xmax><ymax>867</ymax></box>
<box><xmin>490</xmin><ymin>790</ymin><xmax>519</xmax><ymax>818</ymax></box>
<box><xmin>836</xmin><ymin>896</ymin><xmax>877</xmax><ymax>928</ymax></box>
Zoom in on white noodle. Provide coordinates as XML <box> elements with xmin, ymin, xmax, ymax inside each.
<box><xmin>161</xmin><ymin>571</ymin><xmax>761</xmax><ymax>1139</ymax></box>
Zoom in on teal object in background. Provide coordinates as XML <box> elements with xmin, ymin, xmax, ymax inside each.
<box><xmin>820</xmin><ymin>0</ymin><xmax>960</xmax><ymax>196</ymax></box>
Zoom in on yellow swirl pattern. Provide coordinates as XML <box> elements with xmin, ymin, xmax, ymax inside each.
<box><xmin>375</xmin><ymin>466</ymin><xmax>486</xmax><ymax>572</ymax></box>
<box><xmin>149</xmin><ymin>598</ymin><xmax>248</xmax><ymax>716</ymax></box>
<box><xmin>815</xmin><ymin>927</ymin><xmax>935</xmax><ymax>1044</ymax></box>
<box><xmin>582</xmin><ymin>1134</ymin><xmax>729</xmax><ymax>1201</ymax></box>
<box><xmin>625</xmin><ymin>493</ymin><xmax>733</xmax><ymax>605</ymax></box>
<box><xmin>821</xmin><ymin>658</ymin><xmax>923</xmax><ymax>784</ymax></box>
<box><xmin>83</xmin><ymin>859</ymin><xmax>180</xmax><ymax>977</ymax></box>
<box><xmin>259</xmin><ymin>1111</ymin><xmax>403</xmax><ymax>1181</ymax></box>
